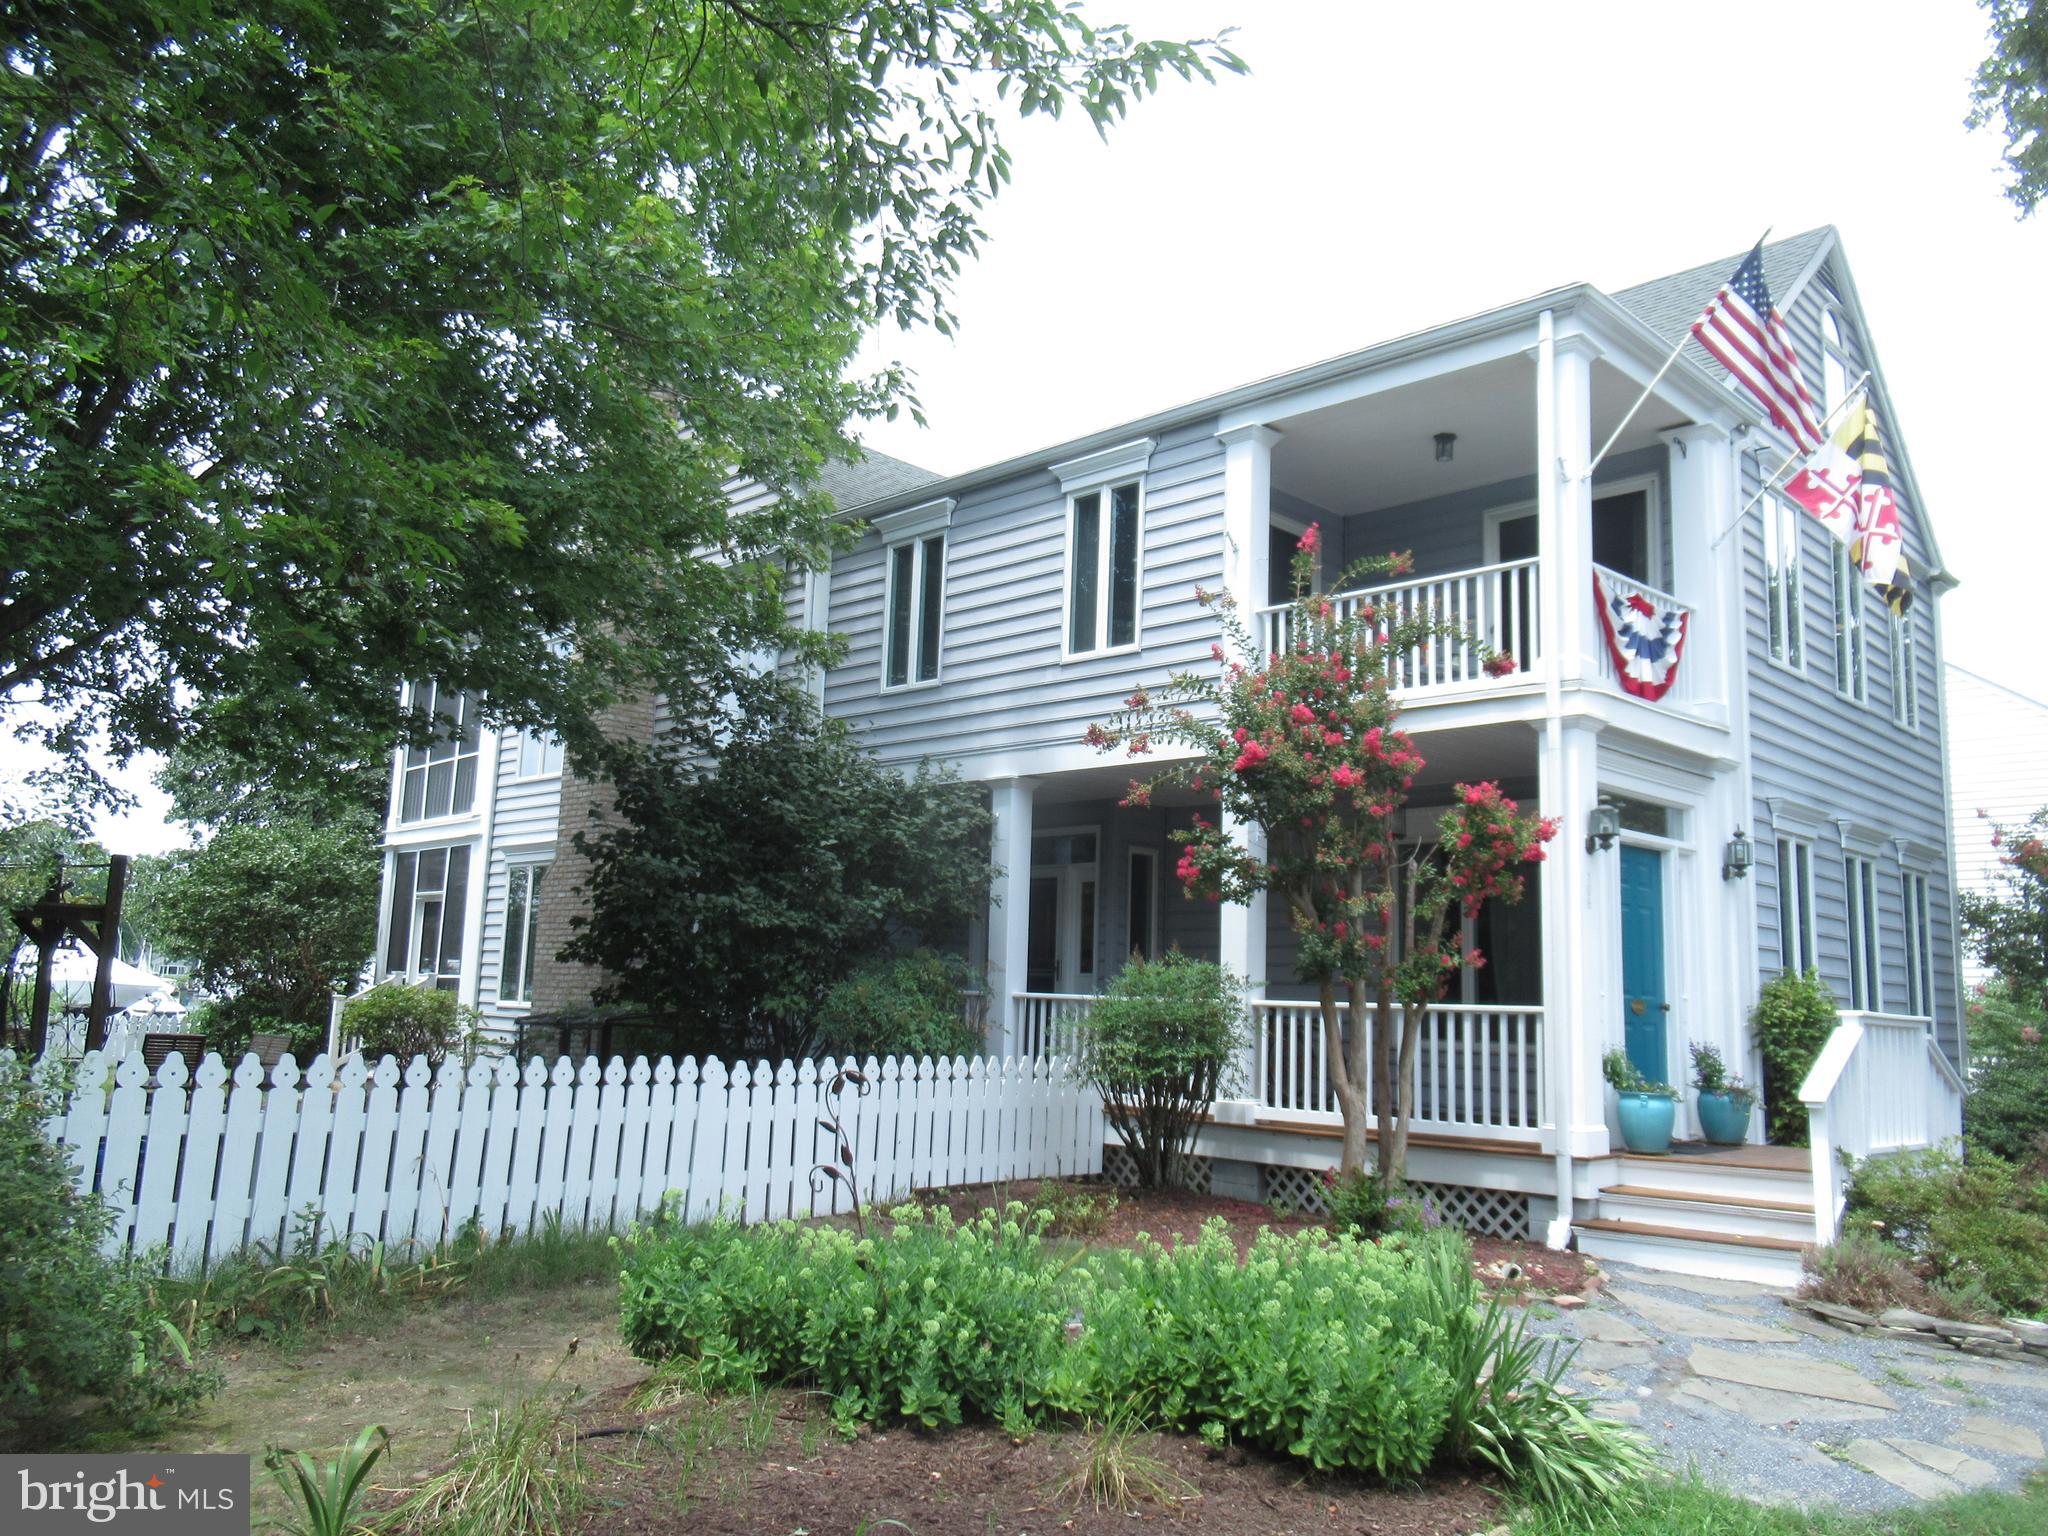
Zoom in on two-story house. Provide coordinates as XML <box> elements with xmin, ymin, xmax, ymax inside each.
<box><xmin>371</xmin><ymin>229</ymin><xmax>1965</xmax><ymax>1280</ymax></box>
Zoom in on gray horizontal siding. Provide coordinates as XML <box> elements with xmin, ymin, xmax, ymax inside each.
<box><xmin>823</xmin><ymin>420</ymin><xmax>1227</xmax><ymax>767</ymax></box>
<box><xmin>475</xmin><ymin>730</ymin><xmax>563</xmax><ymax>1029</ymax></box>
<box><xmin>1745</xmin><ymin>260</ymin><xmax>1960</xmax><ymax>1059</ymax></box>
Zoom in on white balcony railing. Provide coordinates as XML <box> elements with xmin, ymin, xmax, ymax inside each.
<box><xmin>1012</xmin><ymin>992</ymin><xmax>1095</xmax><ymax>1060</ymax></box>
<box><xmin>1801</xmin><ymin>1011</ymin><xmax>1964</xmax><ymax>1245</ymax></box>
<box><xmin>1591</xmin><ymin>563</ymin><xmax>1694</xmax><ymax>703</ymax></box>
<box><xmin>1255</xmin><ymin>558</ymin><xmax>1541</xmax><ymax>696</ymax></box>
<box><xmin>1253</xmin><ymin>999</ymin><xmax>1544</xmax><ymax>1140</ymax></box>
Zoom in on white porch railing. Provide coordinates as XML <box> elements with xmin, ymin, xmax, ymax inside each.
<box><xmin>1591</xmin><ymin>563</ymin><xmax>1694</xmax><ymax>703</ymax></box>
<box><xmin>1013</xmin><ymin>993</ymin><xmax>1096</xmax><ymax>1060</ymax></box>
<box><xmin>1801</xmin><ymin>1011</ymin><xmax>1964</xmax><ymax>1246</ymax></box>
<box><xmin>1255</xmin><ymin>558</ymin><xmax>1541</xmax><ymax>694</ymax></box>
<box><xmin>1252</xmin><ymin>999</ymin><xmax>1545</xmax><ymax>1140</ymax></box>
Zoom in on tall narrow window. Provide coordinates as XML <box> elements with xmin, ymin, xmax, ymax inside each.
<box><xmin>1823</xmin><ymin>310</ymin><xmax>1854</xmax><ymax>416</ymax></box>
<box><xmin>398</xmin><ymin>682</ymin><xmax>481</xmax><ymax>822</ymax></box>
<box><xmin>385</xmin><ymin>845</ymin><xmax>470</xmax><ymax>991</ymax></box>
<box><xmin>1889</xmin><ymin>611</ymin><xmax>1918</xmax><ymax>730</ymax></box>
<box><xmin>1126</xmin><ymin>849</ymin><xmax>1159</xmax><ymax>962</ymax></box>
<box><xmin>1833</xmin><ymin>545</ymin><xmax>1867</xmax><ymax>703</ymax></box>
<box><xmin>500</xmin><ymin>861</ymin><xmax>549</xmax><ymax>1005</ymax></box>
<box><xmin>1762</xmin><ymin>495</ymin><xmax>1804</xmax><ymax>669</ymax></box>
<box><xmin>1067</xmin><ymin>479</ymin><xmax>1142</xmax><ymax>655</ymax></box>
<box><xmin>1846</xmin><ymin>854</ymin><xmax>1881</xmax><ymax>1010</ymax></box>
<box><xmin>1902</xmin><ymin>870</ymin><xmax>1933</xmax><ymax>1018</ymax></box>
<box><xmin>1776</xmin><ymin>837</ymin><xmax>1815</xmax><ymax>974</ymax></box>
<box><xmin>874</xmin><ymin>499</ymin><xmax>954</xmax><ymax>689</ymax></box>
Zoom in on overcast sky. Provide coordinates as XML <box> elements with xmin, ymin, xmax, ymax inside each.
<box><xmin>23</xmin><ymin>0</ymin><xmax>2046</xmax><ymax>856</ymax></box>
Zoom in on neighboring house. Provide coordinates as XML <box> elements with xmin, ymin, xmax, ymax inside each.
<box><xmin>371</xmin><ymin>228</ymin><xmax>1963</xmax><ymax>1280</ymax></box>
<box><xmin>1944</xmin><ymin>663</ymin><xmax>2048</xmax><ymax>989</ymax></box>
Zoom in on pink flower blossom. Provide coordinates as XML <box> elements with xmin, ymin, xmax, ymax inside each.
<box><xmin>1297</xmin><ymin>523</ymin><xmax>1321</xmax><ymax>554</ymax></box>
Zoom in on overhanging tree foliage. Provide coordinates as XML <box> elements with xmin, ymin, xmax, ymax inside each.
<box><xmin>1089</xmin><ymin>529</ymin><xmax>1555</xmax><ymax>1180</ymax></box>
<box><xmin>1961</xmin><ymin>808</ymin><xmax>2048</xmax><ymax>1000</ymax></box>
<box><xmin>1</xmin><ymin>0</ymin><xmax>1242</xmax><ymax>801</ymax></box>
<box><xmin>1971</xmin><ymin>0</ymin><xmax>2048</xmax><ymax>216</ymax></box>
<box><xmin>566</xmin><ymin>678</ymin><xmax>992</xmax><ymax>1058</ymax></box>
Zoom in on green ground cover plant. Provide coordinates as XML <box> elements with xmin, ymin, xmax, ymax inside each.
<box><xmin>1510</xmin><ymin>1470</ymin><xmax>2048</xmax><ymax>1535</ymax></box>
<box><xmin>1845</xmin><ymin>1145</ymin><xmax>2048</xmax><ymax>1317</ymax></box>
<box><xmin>616</xmin><ymin>1204</ymin><xmax>1648</xmax><ymax>1500</ymax></box>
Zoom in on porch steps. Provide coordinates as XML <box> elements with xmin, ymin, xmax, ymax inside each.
<box><xmin>1573</xmin><ymin>1147</ymin><xmax>1818</xmax><ymax>1287</ymax></box>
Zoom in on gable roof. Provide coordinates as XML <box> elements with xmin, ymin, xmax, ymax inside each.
<box><xmin>818</xmin><ymin>448</ymin><xmax>940</xmax><ymax>511</ymax></box>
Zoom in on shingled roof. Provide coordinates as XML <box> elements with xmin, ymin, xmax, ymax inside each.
<box><xmin>1612</xmin><ymin>227</ymin><xmax>1836</xmax><ymax>365</ymax></box>
<box><xmin>817</xmin><ymin>447</ymin><xmax>941</xmax><ymax>513</ymax></box>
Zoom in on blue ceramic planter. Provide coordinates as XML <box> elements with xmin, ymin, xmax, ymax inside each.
<box><xmin>1615</xmin><ymin>1090</ymin><xmax>1676</xmax><ymax>1154</ymax></box>
<box><xmin>1696</xmin><ymin>1090</ymin><xmax>1754</xmax><ymax>1146</ymax></box>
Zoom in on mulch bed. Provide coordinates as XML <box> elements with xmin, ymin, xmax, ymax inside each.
<box><xmin>567</xmin><ymin>1383</ymin><xmax>1505</xmax><ymax>1536</ymax></box>
<box><xmin>910</xmin><ymin>1178</ymin><xmax>1597</xmax><ymax>1299</ymax></box>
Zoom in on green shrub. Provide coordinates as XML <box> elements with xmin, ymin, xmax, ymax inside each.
<box><xmin>1800</xmin><ymin>1228</ymin><xmax>1990</xmax><ymax>1322</ymax></box>
<box><xmin>340</xmin><ymin>982</ymin><xmax>481</xmax><ymax>1068</ymax></box>
<box><xmin>193</xmin><ymin>1000</ymin><xmax>318</xmax><ymax>1064</ymax></box>
<box><xmin>1752</xmin><ymin>969</ymin><xmax>1840</xmax><ymax>1144</ymax></box>
<box><xmin>1846</xmin><ymin>1145</ymin><xmax>2048</xmax><ymax>1316</ymax></box>
<box><xmin>616</xmin><ymin>1208</ymin><xmax>1648</xmax><ymax>1497</ymax></box>
<box><xmin>1081</xmin><ymin>953</ymin><xmax>1245</xmax><ymax>1189</ymax></box>
<box><xmin>1601</xmin><ymin>1047</ymin><xmax>1678</xmax><ymax>1098</ymax></box>
<box><xmin>815</xmin><ymin>950</ymin><xmax>987</xmax><ymax>1063</ymax></box>
<box><xmin>1322</xmin><ymin>1167</ymin><xmax>1439</xmax><ymax>1239</ymax></box>
<box><xmin>0</xmin><ymin>1060</ymin><xmax>216</xmax><ymax>1443</ymax></box>
<box><xmin>1963</xmin><ymin>981</ymin><xmax>2048</xmax><ymax>1166</ymax></box>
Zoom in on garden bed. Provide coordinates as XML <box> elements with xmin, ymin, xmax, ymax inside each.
<box><xmin>907</xmin><ymin>1177</ymin><xmax>1596</xmax><ymax>1297</ymax></box>
<box><xmin>559</xmin><ymin>1381</ymin><xmax>1507</xmax><ymax>1535</ymax></box>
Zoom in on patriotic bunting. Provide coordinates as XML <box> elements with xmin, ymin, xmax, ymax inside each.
<box><xmin>1593</xmin><ymin>571</ymin><xmax>1689</xmax><ymax>701</ymax></box>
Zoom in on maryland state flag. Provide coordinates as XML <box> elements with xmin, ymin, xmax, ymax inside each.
<box><xmin>1781</xmin><ymin>395</ymin><xmax>1914</xmax><ymax>615</ymax></box>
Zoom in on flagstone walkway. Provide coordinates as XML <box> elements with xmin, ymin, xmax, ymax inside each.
<box><xmin>1532</xmin><ymin>1260</ymin><xmax>2048</xmax><ymax>1511</ymax></box>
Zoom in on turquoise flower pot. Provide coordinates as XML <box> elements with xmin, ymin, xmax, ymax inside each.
<box><xmin>1615</xmin><ymin>1090</ymin><xmax>1676</xmax><ymax>1155</ymax></box>
<box><xmin>1696</xmin><ymin>1090</ymin><xmax>1753</xmax><ymax>1146</ymax></box>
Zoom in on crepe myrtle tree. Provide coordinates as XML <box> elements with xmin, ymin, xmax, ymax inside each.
<box><xmin>1086</xmin><ymin>526</ymin><xmax>1556</xmax><ymax>1181</ymax></box>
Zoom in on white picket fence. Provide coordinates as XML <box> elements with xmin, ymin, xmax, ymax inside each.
<box><xmin>14</xmin><ymin>1047</ymin><xmax>1104</xmax><ymax>1271</ymax></box>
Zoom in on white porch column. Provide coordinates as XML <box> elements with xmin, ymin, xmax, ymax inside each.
<box><xmin>1660</xmin><ymin>422</ymin><xmax>1737</xmax><ymax>717</ymax></box>
<box><xmin>1217</xmin><ymin>425</ymin><xmax>1282</xmax><ymax>615</ymax></box>
<box><xmin>985</xmin><ymin>777</ymin><xmax>1037</xmax><ymax>1055</ymax></box>
<box><xmin>1217</xmin><ymin>810</ymin><xmax>1268</xmax><ymax>998</ymax></box>
<box><xmin>1539</xmin><ymin>333</ymin><xmax>1599</xmax><ymax>684</ymax></box>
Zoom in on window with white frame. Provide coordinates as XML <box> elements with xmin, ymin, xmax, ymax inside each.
<box><xmin>1823</xmin><ymin>310</ymin><xmax>1855</xmax><ymax>417</ymax></box>
<box><xmin>515</xmin><ymin>728</ymin><xmax>564</xmax><ymax>779</ymax></box>
<box><xmin>873</xmin><ymin>498</ymin><xmax>954</xmax><ymax>690</ymax></box>
<box><xmin>1889</xmin><ymin>611</ymin><xmax>1918</xmax><ymax>730</ymax></box>
<box><xmin>384</xmin><ymin>845</ymin><xmax>470</xmax><ymax>990</ymax></box>
<box><xmin>398</xmin><ymin>681</ymin><xmax>482</xmax><ymax>822</ymax></box>
<box><xmin>1903</xmin><ymin>869</ymin><xmax>1933</xmax><ymax>1018</ymax></box>
<box><xmin>1066</xmin><ymin>479</ymin><xmax>1142</xmax><ymax>656</ymax></box>
<box><xmin>1776</xmin><ymin>837</ymin><xmax>1816</xmax><ymax>974</ymax></box>
<box><xmin>1846</xmin><ymin>853</ymin><xmax>1881</xmax><ymax>1010</ymax></box>
<box><xmin>1762</xmin><ymin>494</ymin><xmax>1804</xmax><ymax>669</ymax></box>
<box><xmin>1832</xmin><ymin>544</ymin><xmax>1867</xmax><ymax>703</ymax></box>
<box><xmin>499</xmin><ymin>861</ymin><xmax>550</xmax><ymax>1005</ymax></box>
<box><xmin>1126</xmin><ymin>848</ymin><xmax>1159</xmax><ymax>963</ymax></box>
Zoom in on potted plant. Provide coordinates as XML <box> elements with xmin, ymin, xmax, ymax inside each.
<box><xmin>1688</xmin><ymin>1040</ymin><xmax>1758</xmax><ymax>1147</ymax></box>
<box><xmin>1603</xmin><ymin>1047</ymin><xmax>1680</xmax><ymax>1154</ymax></box>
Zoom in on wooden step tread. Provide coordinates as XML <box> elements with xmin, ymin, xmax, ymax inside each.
<box><xmin>1243</xmin><ymin>1117</ymin><xmax>1545</xmax><ymax>1158</ymax></box>
<box><xmin>1624</xmin><ymin>1146</ymin><xmax>1809</xmax><ymax>1172</ymax></box>
<box><xmin>1573</xmin><ymin>1217</ymin><xmax>1809</xmax><ymax>1253</ymax></box>
<box><xmin>1600</xmin><ymin>1183</ymin><xmax>1814</xmax><ymax>1215</ymax></box>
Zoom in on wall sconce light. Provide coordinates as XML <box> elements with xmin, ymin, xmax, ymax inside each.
<box><xmin>1433</xmin><ymin>431</ymin><xmax>1457</xmax><ymax>463</ymax></box>
<box><xmin>1584</xmin><ymin>799</ymin><xmax>1621</xmax><ymax>854</ymax></box>
<box><xmin>1723</xmin><ymin>827</ymin><xmax>1755</xmax><ymax>881</ymax></box>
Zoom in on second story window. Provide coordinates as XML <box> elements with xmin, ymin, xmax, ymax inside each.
<box><xmin>872</xmin><ymin>497</ymin><xmax>956</xmax><ymax>691</ymax></box>
<box><xmin>1889</xmin><ymin>611</ymin><xmax>1919</xmax><ymax>731</ymax></box>
<box><xmin>399</xmin><ymin>681</ymin><xmax>480</xmax><ymax>822</ymax></box>
<box><xmin>1823</xmin><ymin>309</ymin><xmax>1855</xmax><ymax>418</ymax></box>
<box><xmin>1762</xmin><ymin>494</ymin><xmax>1804</xmax><ymax>669</ymax></box>
<box><xmin>514</xmin><ymin>727</ymin><xmax>565</xmax><ymax>779</ymax></box>
<box><xmin>1832</xmin><ymin>544</ymin><xmax>1867</xmax><ymax>704</ymax></box>
<box><xmin>1067</xmin><ymin>480</ymin><xmax>1141</xmax><ymax>656</ymax></box>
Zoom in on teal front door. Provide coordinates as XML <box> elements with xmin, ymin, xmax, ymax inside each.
<box><xmin>1619</xmin><ymin>846</ymin><xmax>1668</xmax><ymax>1086</ymax></box>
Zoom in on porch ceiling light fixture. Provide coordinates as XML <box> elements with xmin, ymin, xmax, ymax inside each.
<box><xmin>1584</xmin><ymin>800</ymin><xmax>1621</xmax><ymax>855</ymax></box>
<box><xmin>1723</xmin><ymin>827</ymin><xmax>1755</xmax><ymax>881</ymax></box>
<box><xmin>1433</xmin><ymin>431</ymin><xmax>1457</xmax><ymax>463</ymax></box>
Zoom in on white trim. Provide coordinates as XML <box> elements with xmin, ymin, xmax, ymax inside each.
<box><xmin>1845</xmin><ymin>851</ymin><xmax>1882</xmax><ymax>1011</ymax></box>
<box><xmin>1049</xmin><ymin>438</ymin><xmax>1155</xmax><ymax>493</ymax></box>
<box><xmin>1059</xmin><ymin>475</ymin><xmax>1147</xmax><ymax>662</ymax></box>
<box><xmin>1028</xmin><ymin>823</ymin><xmax>1102</xmax><ymax>994</ymax></box>
<box><xmin>881</xmin><ymin>527</ymin><xmax>947</xmax><ymax>691</ymax></box>
<box><xmin>872</xmin><ymin>496</ymin><xmax>957</xmax><ymax>543</ymax></box>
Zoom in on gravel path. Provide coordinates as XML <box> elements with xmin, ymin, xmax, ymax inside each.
<box><xmin>1532</xmin><ymin>1260</ymin><xmax>2048</xmax><ymax>1512</ymax></box>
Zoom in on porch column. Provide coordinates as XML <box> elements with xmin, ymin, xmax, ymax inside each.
<box><xmin>985</xmin><ymin>777</ymin><xmax>1037</xmax><ymax>1056</ymax></box>
<box><xmin>1217</xmin><ymin>810</ymin><xmax>1268</xmax><ymax>996</ymax></box>
<box><xmin>1538</xmin><ymin>330</ymin><xmax>1599</xmax><ymax>683</ymax></box>
<box><xmin>1217</xmin><ymin>425</ymin><xmax>1282</xmax><ymax>614</ymax></box>
<box><xmin>1660</xmin><ymin>422</ymin><xmax>1736</xmax><ymax>717</ymax></box>
<box><xmin>1537</xmin><ymin>715</ymin><xmax>1612</xmax><ymax>1166</ymax></box>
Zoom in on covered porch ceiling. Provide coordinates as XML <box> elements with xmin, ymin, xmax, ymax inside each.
<box><xmin>1272</xmin><ymin>354</ymin><xmax>1697</xmax><ymax>517</ymax></box>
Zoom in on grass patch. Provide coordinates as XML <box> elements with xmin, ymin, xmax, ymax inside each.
<box><xmin>389</xmin><ymin>1360</ymin><xmax>586</xmax><ymax>1536</ymax></box>
<box><xmin>1060</xmin><ymin>1402</ymin><xmax>1194</xmax><ymax>1514</ymax></box>
<box><xmin>1511</xmin><ymin>1472</ymin><xmax>2048</xmax><ymax>1535</ymax></box>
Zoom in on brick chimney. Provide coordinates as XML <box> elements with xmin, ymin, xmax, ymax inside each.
<box><xmin>528</xmin><ymin>690</ymin><xmax>656</xmax><ymax>1014</ymax></box>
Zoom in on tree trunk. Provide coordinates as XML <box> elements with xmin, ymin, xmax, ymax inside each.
<box><xmin>1320</xmin><ymin>978</ymin><xmax>1370</xmax><ymax>1173</ymax></box>
<box><xmin>1372</xmin><ymin>987</ymin><xmax>1400</xmax><ymax>1182</ymax></box>
<box><xmin>1390</xmin><ymin>1001</ymin><xmax>1419</xmax><ymax>1183</ymax></box>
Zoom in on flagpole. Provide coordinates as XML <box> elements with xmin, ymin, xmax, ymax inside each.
<box><xmin>1582</xmin><ymin>329</ymin><xmax>1691</xmax><ymax>481</ymax></box>
<box><xmin>1708</xmin><ymin>371</ymin><xmax>1873</xmax><ymax>550</ymax></box>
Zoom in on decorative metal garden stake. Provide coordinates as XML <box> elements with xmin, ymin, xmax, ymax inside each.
<box><xmin>809</xmin><ymin>1065</ymin><xmax>871</xmax><ymax>1238</ymax></box>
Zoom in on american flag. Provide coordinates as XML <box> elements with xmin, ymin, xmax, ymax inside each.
<box><xmin>1690</xmin><ymin>240</ymin><xmax>1825</xmax><ymax>454</ymax></box>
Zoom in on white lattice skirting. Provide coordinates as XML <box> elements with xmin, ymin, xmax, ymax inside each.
<box><xmin>1103</xmin><ymin>1146</ymin><xmax>1213</xmax><ymax>1195</ymax></box>
<box><xmin>1260</xmin><ymin>1164</ymin><xmax>1531</xmax><ymax>1239</ymax></box>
